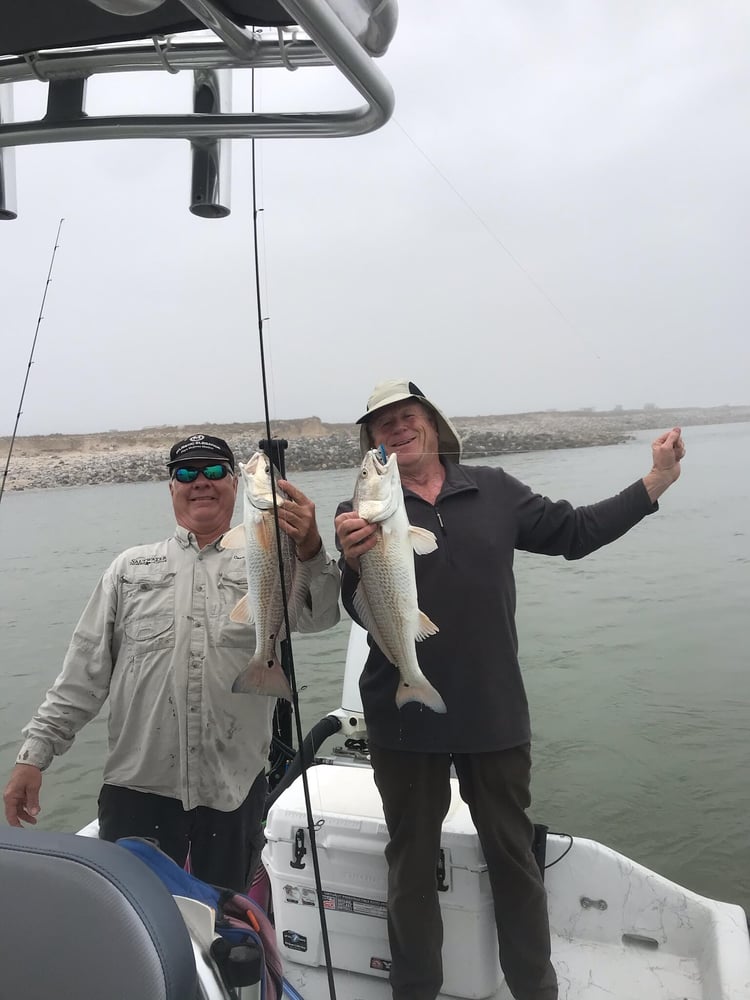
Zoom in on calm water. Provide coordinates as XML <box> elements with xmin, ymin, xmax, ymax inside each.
<box><xmin>1</xmin><ymin>424</ymin><xmax>748</xmax><ymax>914</ymax></box>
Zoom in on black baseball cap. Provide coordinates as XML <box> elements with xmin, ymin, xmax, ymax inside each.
<box><xmin>167</xmin><ymin>433</ymin><xmax>235</xmax><ymax>471</ymax></box>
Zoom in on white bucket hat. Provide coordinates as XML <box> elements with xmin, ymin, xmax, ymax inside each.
<box><xmin>356</xmin><ymin>378</ymin><xmax>462</xmax><ymax>462</ymax></box>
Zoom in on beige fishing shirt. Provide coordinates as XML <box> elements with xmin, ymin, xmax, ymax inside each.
<box><xmin>17</xmin><ymin>526</ymin><xmax>341</xmax><ymax>811</ymax></box>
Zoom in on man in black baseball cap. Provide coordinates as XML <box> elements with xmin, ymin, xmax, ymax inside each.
<box><xmin>167</xmin><ymin>433</ymin><xmax>235</xmax><ymax>472</ymax></box>
<box><xmin>5</xmin><ymin>430</ymin><xmax>341</xmax><ymax>893</ymax></box>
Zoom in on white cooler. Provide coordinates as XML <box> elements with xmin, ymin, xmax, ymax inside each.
<box><xmin>263</xmin><ymin>763</ymin><xmax>503</xmax><ymax>999</ymax></box>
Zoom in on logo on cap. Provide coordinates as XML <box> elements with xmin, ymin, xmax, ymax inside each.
<box><xmin>189</xmin><ymin>434</ymin><xmax>205</xmax><ymax>442</ymax></box>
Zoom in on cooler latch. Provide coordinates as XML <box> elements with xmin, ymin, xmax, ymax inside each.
<box><xmin>436</xmin><ymin>848</ymin><xmax>451</xmax><ymax>891</ymax></box>
<box><xmin>290</xmin><ymin>827</ymin><xmax>307</xmax><ymax>870</ymax></box>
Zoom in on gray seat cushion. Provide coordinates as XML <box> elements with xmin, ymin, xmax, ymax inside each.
<box><xmin>0</xmin><ymin>827</ymin><xmax>198</xmax><ymax>999</ymax></box>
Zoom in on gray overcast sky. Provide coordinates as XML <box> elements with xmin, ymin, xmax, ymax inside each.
<box><xmin>2</xmin><ymin>1</ymin><xmax>749</xmax><ymax>436</ymax></box>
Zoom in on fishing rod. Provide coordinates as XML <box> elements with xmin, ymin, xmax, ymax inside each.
<box><xmin>0</xmin><ymin>217</ymin><xmax>64</xmax><ymax>506</ymax></box>
<box><xmin>248</xmin><ymin>64</ymin><xmax>339</xmax><ymax>1000</ymax></box>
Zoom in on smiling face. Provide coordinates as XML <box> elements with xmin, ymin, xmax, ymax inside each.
<box><xmin>366</xmin><ymin>399</ymin><xmax>441</xmax><ymax>477</ymax></box>
<box><xmin>169</xmin><ymin>461</ymin><xmax>238</xmax><ymax>547</ymax></box>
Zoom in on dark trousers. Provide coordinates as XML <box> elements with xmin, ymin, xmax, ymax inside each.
<box><xmin>98</xmin><ymin>769</ymin><xmax>267</xmax><ymax>893</ymax></box>
<box><xmin>369</xmin><ymin>743</ymin><xmax>557</xmax><ymax>1000</ymax></box>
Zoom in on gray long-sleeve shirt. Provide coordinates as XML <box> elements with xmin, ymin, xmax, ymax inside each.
<box><xmin>17</xmin><ymin>525</ymin><xmax>341</xmax><ymax>810</ymax></box>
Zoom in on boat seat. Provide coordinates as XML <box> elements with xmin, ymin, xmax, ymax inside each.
<box><xmin>0</xmin><ymin>826</ymin><xmax>199</xmax><ymax>999</ymax></box>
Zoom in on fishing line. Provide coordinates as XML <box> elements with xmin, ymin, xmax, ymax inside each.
<box><xmin>248</xmin><ymin>58</ymin><xmax>338</xmax><ymax>1000</ymax></box>
<box><xmin>250</xmin><ymin>69</ymin><xmax>278</xmax><ymax>418</ymax></box>
<box><xmin>392</xmin><ymin>118</ymin><xmax>602</xmax><ymax>361</ymax></box>
<box><xmin>0</xmin><ymin>217</ymin><xmax>64</xmax><ymax>507</ymax></box>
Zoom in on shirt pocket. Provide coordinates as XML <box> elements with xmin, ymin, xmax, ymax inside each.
<box><xmin>215</xmin><ymin>570</ymin><xmax>255</xmax><ymax>649</ymax></box>
<box><xmin>121</xmin><ymin>574</ymin><xmax>176</xmax><ymax>652</ymax></box>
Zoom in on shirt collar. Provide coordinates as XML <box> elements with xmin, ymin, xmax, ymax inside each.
<box><xmin>440</xmin><ymin>459</ymin><xmax>478</xmax><ymax>493</ymax></box>
<box><xmin>401</xmin><ymin>459</ymin><xmax>478</xmax><ymax>503</ymax></box>
<box><xmin>174</xmin><ymin>525</ymin><xmax>194</xmax><ymax>549</ymax></box>
<box><xmin>173</xmin><ymin>524</ymin><xmax>224</xmax><ymax>552</ymax></box>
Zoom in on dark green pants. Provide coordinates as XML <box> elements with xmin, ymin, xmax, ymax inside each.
<box><xmin>369</xmin><ymin>744</ymin><xmax>557</xmax><ymax>1000</ymax></box>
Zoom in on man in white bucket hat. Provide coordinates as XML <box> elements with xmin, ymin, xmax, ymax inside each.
<box><xmin>356</xmin><ymin>378</ymin><xmax>462</xmax><ymax>465</ymax></box>
<box><xmin>336</xmin><ymin>378</ymin><xmax>686</xmax><ymax>1000</ymax></box>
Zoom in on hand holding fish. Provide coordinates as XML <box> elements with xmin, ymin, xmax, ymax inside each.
<box><xmin>277</xmin><ymin>479</ymin><xmax>322</xmax><ymax>561</ymax></box>
<box><xmin>334</xmin><ymin>510</ymin><xmax>379</xmax><ymax>572</ymax></box>
<box><xmin>643</xmin><ymin>427</ymin><xmax>686</xmax><ymax>502</ymax></box>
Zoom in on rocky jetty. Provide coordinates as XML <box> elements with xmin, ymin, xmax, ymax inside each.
<box><xmin>2</xmin><ymin>405</ymin><xmax>748</xmax><ymax>492</ymax></box>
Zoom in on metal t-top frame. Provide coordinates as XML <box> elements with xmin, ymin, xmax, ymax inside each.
<box><xmin>0</xmin><ymin>0</ymin><xmax>397</xmax><ymax>218</ymax></box>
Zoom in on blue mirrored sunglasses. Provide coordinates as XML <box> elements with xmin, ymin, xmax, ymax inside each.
<box><xmin>172</xmin><ymin>463</ymin><xmax>232</xmax><ymax>483</ymax></box>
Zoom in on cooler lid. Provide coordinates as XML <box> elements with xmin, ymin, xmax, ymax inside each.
<box><xmin>266</xmin><ymin>763</ymin><xmax>480</xmax><ymax>841</ymax></box>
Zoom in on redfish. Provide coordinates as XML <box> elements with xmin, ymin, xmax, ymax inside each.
<box><xmin>221</xmin><ymin>451</ymin><xmax>312</xmax><ymax>701</ymax></box>
<box><xmin>353</xmin><ymin>448</ymin><xmax>445</xmax><ymax>713</ymax></box>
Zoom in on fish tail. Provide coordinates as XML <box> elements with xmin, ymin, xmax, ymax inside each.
<box><xmin>232</xmin><ymin>656</ymin><xmax>293</xmax><ymax>701</ymax></box>
<box><xmin>395</xmin><ymin>678</ymin><xmax>447</xmax><ymax>715</ymax></box>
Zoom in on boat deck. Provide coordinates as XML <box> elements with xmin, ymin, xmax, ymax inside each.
<box><xmin>553</xmin><ymin>935</ymin><xmax>702</xmax><ymax>999</ymax></box>
<box><xmin>282</xmin><ymin>933</ymin><xmax>704</xmax><ymax>1000</ymax></box>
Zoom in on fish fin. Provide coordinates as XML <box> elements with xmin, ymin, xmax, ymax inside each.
<box><xmin>229</xmin><ymin>593</ymin><xmax>254</xmax><ymax>624</ymax></box>
<box><xmin>232</xmin><ymin>656</ymin><xmax>292</xmax><ymax>701</ymax></box>
<box><xmin>409</xmin><ymin>525</ymin><xmax>438</xmax><ymax>556</ymax></box>
<box><xmin>414</xmin><ymin>610</ymin><xmax>439</xmax><ymax>642</ymax></box>
<box><xmin>395</xmin><ymin>678</ymin><xmax>447</xmax><ymax>715</ymax></box>
<box><xmin>220</xmin><ymin>524</ymin><xmax>246</xmax><ymax>549</ymax></box>
<box><xmin>254</xmin><ymin>516</ymin><xmax>275</xmax><ymax>552</ymax></box>
<box><xmin>353</xmin><ymin>584</ymin><xmax>394</xmax><ymax>663</ymax></box>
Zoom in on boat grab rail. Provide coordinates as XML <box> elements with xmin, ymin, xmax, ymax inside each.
<box><xmin>0</xmin><ymin>0</ymin><xmax>397</xmax><ymax>148</ymax></box>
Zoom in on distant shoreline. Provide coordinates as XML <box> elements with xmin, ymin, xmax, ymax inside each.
<box><xmin>3</xmin><ymin>405</ymin><xmax>749</xmax><ymax>492</ymax></box>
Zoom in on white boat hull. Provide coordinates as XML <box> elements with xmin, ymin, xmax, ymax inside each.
<box><xmin>266</xmin><ymin>763</ymin><xmax>750</xmax><ymax>1000</ymax></box>
<box><xmin>72</xmin><ymin>774</ymin><xmax>750</xmax><ymax>1000</ymax></box>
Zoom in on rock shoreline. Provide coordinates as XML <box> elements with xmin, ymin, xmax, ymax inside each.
<box><xmin>3</xmin><ymin>405</ymin><xmax>748</xmax><ymax>492</ymax></box>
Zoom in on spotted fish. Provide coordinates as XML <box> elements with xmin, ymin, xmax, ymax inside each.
<box><xmin>221</xmin><ymin>451</ymin><xmax>312</xmax><ymax>700</ymax></box>
<box><xmin>353</xmin><ymin>448</ymin><xmax>445</xmax><ymax>713</ymax></box>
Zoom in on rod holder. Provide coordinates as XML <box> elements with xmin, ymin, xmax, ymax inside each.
<box><xmin>45</xmin><ymin>79</ymin><xmax>87</xmax><ymax>122</ymax></box>
<box><xmin>0</xmin><ymin>86</ymin><xmax>17</xmax><ymax>219</ymax></box>
<box><xmin>189</xmin><ymin>68</ymin><xmax>232</xmax><ymax>218</ymax></box>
